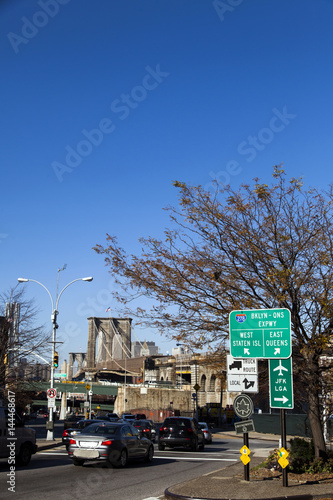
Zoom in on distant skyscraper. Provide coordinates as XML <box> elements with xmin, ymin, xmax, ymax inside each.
<box><xmin>131</xmin><ymin>341</ymin><xmax>159</xmax><ymax>358</ymax></box>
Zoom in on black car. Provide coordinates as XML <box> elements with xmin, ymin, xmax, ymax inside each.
<box><xmin>158</xmin><ymin>417</ymin><xmax>204</xmax><ymax>451</ymax></box>
<box><xmin>106</xmin><ymin>413</ymin><xmax>119</xmax><ymax>421</ymax></box>
<box><xmin>134</xmin><ymin>413</ymin><xmax>146</xmax><ymax>420</ymax></box>
<box><xmin>67</xmin><ymin>422</ymin><xmax>154</xmax><ymax>467</ymax></box>
<box><xmin>62</xmin><ymin>419</ymin><xmax>105</xmax><ymax>449</ymax></box>
<box><xmin>63</xmin><ymin>414</ymin><xmax>84</xmax><ymax>430</ymax></box>
<box><xmin>133</xmin><ymin>419</ymin><xmax>155</xmax><ymax>442</ymax></box>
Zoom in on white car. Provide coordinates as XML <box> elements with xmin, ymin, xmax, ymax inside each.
<box><xmin>199</xmin><ymin>422</ymin><xmax>213</xmax><ymax>443</ymax></box>
<box><xmin>0</xmin><ymin>405</ymin><xmax>37</xmax><ymax>466</ymax></box>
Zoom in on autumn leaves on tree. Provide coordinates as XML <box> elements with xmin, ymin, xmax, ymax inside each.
<box><xmin>94</xmin><ymin>166</ymin><xmax>333</xmax><ymax>457</ymax></box>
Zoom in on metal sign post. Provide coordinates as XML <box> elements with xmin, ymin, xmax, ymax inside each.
<box><xmin>88</xmin><ymin>390</ymin><xmax>93</xmax><ymax>419</ymax></box>
<box><xmin>234</xmin><ymin>394</ymin><xmax>254</xmax><ymax>482</ymax></box>
<box><xmin>281</xmin><ymin>409</ymin><xmax>288</xmax><ymax>487</ymax></box>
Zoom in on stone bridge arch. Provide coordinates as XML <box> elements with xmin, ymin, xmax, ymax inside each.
<box><xmin>67</xmin><ymin>352</ymin><xmax>86</xmax><ymax>379</ymax></box>
<box><xmin>86</xmin><ymin>317</ymin><xmax>132</xmax><ymax>370</ymax></box>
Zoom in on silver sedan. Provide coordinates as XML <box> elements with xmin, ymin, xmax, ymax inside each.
<box><xmin>68</xmin><ymin>422</ymin><xmax>154</xmax><ymax>467</ymax></box>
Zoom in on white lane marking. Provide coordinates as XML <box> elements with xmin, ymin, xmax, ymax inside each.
<box><xmin>37</xmin><ymin>451</ymin><xmax>238</xmax><ymax>462</ymax></box>
<box><xmin>155</xmin><ymin>456</ymin><xmax>237</xmax><ymax>462</ymax></box>
<box><xmin>155</xmin><ymin>451</ymin><xmax>239</xmax><ymax>456</ymax></box>
<box><xmin>142</xmin><ymin>497</ymin><xmax>164</xmax><ymax>500</ymax></box>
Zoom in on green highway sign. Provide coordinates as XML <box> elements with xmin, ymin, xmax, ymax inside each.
<box><xmin>229</xmin><ymin>308</ymin><xmax>291</xmax><ymax>359</ymax></box>
<box><xmin>269</xmin><ymin>357</ymin><xmax>294</xmax><ymax>409</ymax></box>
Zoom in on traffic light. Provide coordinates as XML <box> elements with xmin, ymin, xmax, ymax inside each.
<box><xmin>54</xmin><ymin>352</ymin><xmax>59</xmax><ymax>369</ymax></box>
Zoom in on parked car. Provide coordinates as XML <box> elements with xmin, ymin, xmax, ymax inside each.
<box><xmin>67</xmin><ymin>422</ymin><xmax>154</xmax><ymax>467</ymax></box>
<box><xmin>199</xmin><ymin>422</ymin><xmax>213</xmax><ymax>444</ymax></box>
<box><xmin>133</xmin><ymin>419</ymin><xmax>155</xmax><ymax>442</ymax></box>
<box><xmin>62</xmin><ymin>419</ymin><xmax>105</xmax><ymax>449</ymax></box>
<box><xmin>158</xmin><ymin>417</ymin><xmax>205</xmax><ymax>451</ymax></box>
<box><xmin>0</xmin><ymin>405</ymin><xmax>37</xmax><ymax>466</ymax></box>
<box><xmin>64</xmin><ymin>414</ymin><xmax>85</xmax><ymax>430</ymax></box>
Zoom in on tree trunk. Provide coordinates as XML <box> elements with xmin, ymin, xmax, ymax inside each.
<box><xmin>304</xmin><ymin>354</ymin><xmax>327</xmax><ymax>459</ymax></box>
<box><xmin>307</xmin><ymin>386</ymin><xmax>327</xmax><ymax>459</ymax></box>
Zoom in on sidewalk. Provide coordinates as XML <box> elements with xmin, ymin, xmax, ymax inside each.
<box><xmin>164</xmin><ymin>430</ymin><xmax>333</xmax><ymax>500</ymax></box>
<box><xmin>36</xmin><ymin>438</ymin><xmax>63</xmax><ymax>451</ymax></box>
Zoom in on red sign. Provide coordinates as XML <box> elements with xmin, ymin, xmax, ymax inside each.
<box><xmin>47</xmin><ymin>388</ymin><xmax>57</xmax><ymax>399</ymax></box>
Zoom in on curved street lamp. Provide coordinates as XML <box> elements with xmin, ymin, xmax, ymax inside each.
<box><xmin>18</xmin><ymin>275</ymin><xmax>93</xmax><ymax>440</ymax></box>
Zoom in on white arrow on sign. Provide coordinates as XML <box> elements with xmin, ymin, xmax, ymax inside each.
<box><xmin>274</xmin><ymin>348</ymin><xmax>280</xmax><ymax>355</ymax></box>
<box><xmin>244</xmin><ymin>349</ymin><xmax>250</xmax><ymax>355</ymax></box>
<box><xmin>274</xmin><ymin>396</ymin><xmax>289</xmax><ymax>404</ymax></box>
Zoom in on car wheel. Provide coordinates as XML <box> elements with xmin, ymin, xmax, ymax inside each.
<box><xmin>158</xmin><ymin>443</ymin><xmax>165</xmax><ymax>451</ymax></box>
<box><xmin>144</xmin><ymin>445</ymin><xmax>154</xmax><ymax>463</ymax></box>
<box><xmin>72</xmin><ymin>458</ymin><xmax>84</xmax><ymax>466</ymax></box>
<box><xmin>199</xmin><ymin>440</ymin><xmax>205</xmax><ymax>451</ymax></box>
<box><xmin>118</xmin><ymin>449</ymin><xmax>128</xmax><ymax>467</ymax></box>
<box><xmin>17</xmin><ymin>444</ymin><xmax>32</xmax><ymax>466</ymax></box>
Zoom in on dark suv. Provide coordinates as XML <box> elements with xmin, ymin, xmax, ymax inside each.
<box><xmin>64</xmin><ymin>414</ymin><xmax>84</xmax><ymax>430</ymax></box>
<box><xmin>158</xmin><ymin>417</ymin><xmax>204</xmax><ymax>451</ymax></box>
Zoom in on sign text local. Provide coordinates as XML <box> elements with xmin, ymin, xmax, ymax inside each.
<box><xmin>230</xmin><ymin>308</ymin><xmax>291</xmax><ymax>359</ymax></box>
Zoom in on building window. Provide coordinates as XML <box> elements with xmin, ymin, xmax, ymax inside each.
<box><xmin>209</xmin><ymin>375</ymin><xmax>216</xmax><ymax>392</ymax></box>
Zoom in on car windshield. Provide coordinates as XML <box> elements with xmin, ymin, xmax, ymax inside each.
<box><xmin>199</xmin><ymin>423</ymin><xmax>208</xmax><ymax>429</ymax></box>
<box><xmin>80</xmin><ymin>424</ymin><xmax>118</xmax><ymax>435</ymax></box>
<box><xmin>164</xmin><ymin>418</ymin><xmax>190</xmax><ymax>427</ymax></box>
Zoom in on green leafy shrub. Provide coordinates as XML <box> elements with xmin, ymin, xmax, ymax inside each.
<box><xmin>305</xmin><ymin>457</ymin><xmax>333</xmax><ymax>474</ymax></box>
<box><xmin>288</xmin><ymin>438</ymin><xmax>314</xmax><ymax>473</ymax></box>
<box><xmin>288</xmin><ymin>438</ymin><xmax>333</xmax><ymax>474</ymax></box>
<box><xmin>254</xmin><ymin>440</ymin><xmax>333</xmax><ymax>475</ymax></box>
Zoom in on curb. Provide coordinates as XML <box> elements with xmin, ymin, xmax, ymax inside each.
<box><xmin>164</xmin><ymin>491</ymin><xmax>314</xmax><ymax>500</ymax></box>
<box><xmin>37</xmin><ymin>440</ymin><xmax>64</xmax><ymax>452</ymax></box>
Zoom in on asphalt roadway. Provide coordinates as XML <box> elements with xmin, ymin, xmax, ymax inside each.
<box><xmin>37</xmin><ymin>430</ymin><xmax>333</xmax><ymax>500</ymax></box>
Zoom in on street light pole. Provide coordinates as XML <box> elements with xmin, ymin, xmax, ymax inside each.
<box><xmin>194</xmin><ymin>355</ymin><xmax>198</xmax><ymax>421</ymax></box>
<box><xmin>18</xmin><ymin>274</ymin><xmax>93</xmax><ymax>440</ymax></box>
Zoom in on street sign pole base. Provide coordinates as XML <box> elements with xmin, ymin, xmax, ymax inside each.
<box><xmin>244</xmin><ymin>432</ymin><xmax>250</xmax><ymax>481</ymax></box>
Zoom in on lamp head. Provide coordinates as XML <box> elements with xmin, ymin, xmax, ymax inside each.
<box><xmin>17</xmin><ymin>278</ymin><xmax>29</xmax><ymax>283</ymax></box>
<box><xmin>82</xmin><ymin>277</ymin><xmax>93</xmax><ymax>282</ymax></box>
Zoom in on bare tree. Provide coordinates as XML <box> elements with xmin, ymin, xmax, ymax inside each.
<box><xmin>0</xmin><ymin>286</ymin><xmax>48</xmax><ymax>395</ymax></box>
<box><xmin>94</xmin><ymin>166</ymin><xmax>333</xmax><ymax>458</ymax></box>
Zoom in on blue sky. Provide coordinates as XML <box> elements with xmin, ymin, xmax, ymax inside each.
<box><xmin>1</xmin><ymin>0</ymin><xmax>333</xmax><ymax>365</ymax></box>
